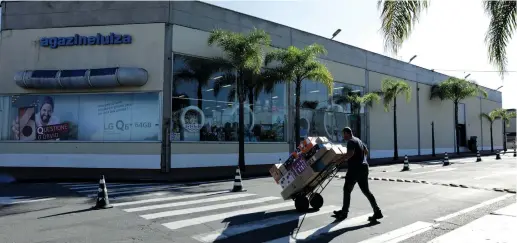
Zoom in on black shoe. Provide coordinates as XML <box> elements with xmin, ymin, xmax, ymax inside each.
<box><xmin>332</xmin><ymin>210</ymin><xmax>348</xmax><ymax>220</ymax></box>
<box><xmin>369</xmin><ymin>210</ymin><xmax>383</xmax><ymax>220</ymax></box>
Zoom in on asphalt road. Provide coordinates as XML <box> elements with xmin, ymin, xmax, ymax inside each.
<box><xmin>0</xmin><ymin>155</ymin><xmax>515</xmax><ymax>243</ymax></box>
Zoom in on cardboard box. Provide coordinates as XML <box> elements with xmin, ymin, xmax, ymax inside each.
<box><xmin>280</xmin><ymin>166</ymin><xmax>318</xmax><ymax>199</ymax></box>
<box><xmin>311</xmin><ymin>159</ymin><xmax>327</xmax><ymax>172</ymax></box>
<box><xmin>307</xmin><ymin>136</ymin><xmax>329</xmax><ymax>144</ymax></box>
<box><xmin>291</xmin><ymin>158</ymin><xmax>310</xmax><ymax>176</ymax></box>
<box><xmin>269</xmin><ymin>164</ymin><xmax>285</xmax><ymax>183</ymax></box>
<box><xmin>306</xmin><ymin>143</ymin><xmax>332</xmax><ymax>165</ymax></box>
<box><xmin>320</xmin><ymin>146</ymin><xmax>345</xmax><ymax>165</ymax></box>
<box><xmin>279</xmin><ymin>170</ymin><xmax>296</xmax><ymax>189</ymax></box>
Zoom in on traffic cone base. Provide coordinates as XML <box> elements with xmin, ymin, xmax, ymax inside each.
<box><xmin>476</xmin><ymin>151</ymin><xmax>482</xmax><ymax>162</ymax></box>
<box><xmin>443</xmin><ymin>153</ymin><xmax>450</xmax><ymax>166</ymax></box>
<box><xmin>401</xmin><ymin>155</ymin><xmax>410</xmax><ymax>172</ymax></box>
<box><xmin>93</xmin><ymin>175</ymin><xmax>112</xmax><ymax>209</ymax></box>
<box><xmin>496</xmin><ymin>151</ymin><xmax>501</xmax><ymax>160</ymax></box>
<box><xmin>231</xmin><ymin>167</ymin><xmax>247</xmax><ymax>192</ymax></box>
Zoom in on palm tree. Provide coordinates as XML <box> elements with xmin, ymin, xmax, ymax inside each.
<box><xmin>263</xmin><ymin>44</ymin><xmax>333</xmax><ymax>146</ymax></box>
<box><xmin>480</xmin><ymin>110</ymin><xmax>501</xmax><ymax>153</ymax></box>
<box><xmin>430</xmin><ymin>77</ymin><xmax>488</xmax><ymax>155</ymax></box>
<box><xmin>494</xmin><ymin>108</ymin><xmax>517</xmax><ymax>152</ymax></box>
<box><xmin>377</xmin><ymin>0</ymin><xmax>516</xmax><ymax>77</ymax></box>
<box><xmin>334</xmin><ymin>88</ymin><xmax>381</xmax><ymax>141</ymax></box>
<box><xmin>208</xmin><ymin>28</ymin><xmax>271</xmax><ymax>172</ymax></box>
<box><xmin>173</xmin><ymin>57</ymin><xmax>228</xmax><ymax>109</ymax></box>
<box><xmin>379</xmin><ymin>78</ymin><xmax>412</xmax><ymax>160</ymax></box>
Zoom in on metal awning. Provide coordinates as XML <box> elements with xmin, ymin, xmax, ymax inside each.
<box><xmin>14</xmin><ymin>67</ymin><xmax>148</xmax><ymax>89</ymax></box>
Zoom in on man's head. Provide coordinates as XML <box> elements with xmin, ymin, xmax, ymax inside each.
<box><xmin>39</xmin><ymin>96</ymin><xmax>54</xmax><ymax>124</ymax></box>
<box><xmin>342</xmin><ymin>127</ymin><xmax>353</xmax><ymax>141</ymax></box>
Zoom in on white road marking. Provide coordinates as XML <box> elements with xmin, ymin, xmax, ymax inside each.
<box><xmin>413</xmin><ymin>168</ymin><xmax>457</xmax><ymax>175</ymax></box>
<box><xmin>78</xmin><ymin>184</ymin><xmax>179</xmax><ymax>193</ymax></box>
<box><xmin>265</xmin><ymin>213</ymin><xmax>376</xmax><ymax>243</ymax></box>
<box><xmin>111</xmin><ymin>191</ymin><xmax>228</xmax><ymax>207</ymax></box>
<box><xmin>86</xmin><ymin>185</ymin><xmax>193</xmax><ymax>197</ymax></box>
<box><xmin>434</xmin><ymin>194</ymin><xmax>514</xmax><ymax>222</ymax></box>
<box><xmin>162</xmin><ymin>202</ymin><xmax>293</xmax><ymax>230</ymax></box>
<box><xmin>493</xmin><ymin>203</ymin><xmax>517</xmax><ymax>217</ymax></box>
<box><xmin>473</xmin><ymin>171</ymin><xmax>517</xmax><ymax>180</ymax></box>
<box><xmin>141</xmin><ymin>196</ymin><xmax>280</xmax><ymax>220</ymax></box>
<box><xmin>357</xmin><ymin>221</ymin><xmax>435</xmax><ymax>243</ymax></box>
<box><xmin>70</xmin><ymin>183</ymin><xmax>163</xmax><ymax>191</ymax></box>
<box><xmin>125</xmin><ymin>193</ymin><xmax>255</xmax><ymax>212</ymax></box>
<box><xmin>428</xmin><ymin>212</ymin><xmax>516</xmax><ymax>243</ymax></box>
<box><xmin>192</xmin><ymin>205</ymin><xmax>339</xmax><ymax>243</ymax></box>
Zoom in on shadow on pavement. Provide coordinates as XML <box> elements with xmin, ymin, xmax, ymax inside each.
<box><xmin>295</xmin><ymin>220</ymin><xmax>380</xmax><ymax>243</ymax></box>
<box><xmin>212</xmin><ymin>208</ymin><xmax>321</xmax><ymax>243</ymax></box>
<box><xmin>38</xmin><ymin>208</ymin><xmax>93</xmax><ymax>219</ymax></box>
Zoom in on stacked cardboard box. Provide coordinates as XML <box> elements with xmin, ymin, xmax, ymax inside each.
<box><xmin>268</xmin><ymin>137</ymin><xmax>347</xmax><ymax>200</ymax></box>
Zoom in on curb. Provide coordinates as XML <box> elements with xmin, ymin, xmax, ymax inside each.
<box><xmin>338</xmin><ymin>175</ymin><xmax>516</xmax><ymax>194</ymax></box>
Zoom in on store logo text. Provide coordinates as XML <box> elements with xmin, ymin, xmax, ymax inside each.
<box><xmin>39</xmin><ymin>33</ymin><xmax>132</xmax><ymax>49</ymax></box>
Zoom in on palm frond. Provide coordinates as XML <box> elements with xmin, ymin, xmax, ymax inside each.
<box><xmin>493</xmin><ymin>108</ymin><xmax>517</xmax><ymax>126</ymax></box>
<box><xmin>380</xmin><ymin>78</ymin><xmax>411</xmax><ymax>112</ymax></box>
<box><xmin>484</xmin><ymin>1</ymin><xmax>517</xmax><ymax>77</ymax></box>
<box><xmin>360</xmin><ymin>92</ymin><xmax>381</xmax><ymax>107</ymax></box>
<box><xmin>377</xmin><ymin>0</ymin><xmax>429</xmax><ymax>54</ymax></box>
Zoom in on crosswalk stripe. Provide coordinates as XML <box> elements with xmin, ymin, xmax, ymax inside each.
<box><xmin>192</xmin><ymin>205</ymin><xmax>340</xmax><ymax>243</ymax></box>
<box><xmin>162</xmin><ymin>201</ymin><xmax>293</xmax><ymax>230</ymax></box>
<box><xmin>86</xmin><ymin>185</ymin><xmax>193</xmax><ymax>197</ymax></box>
<box><xmin>70</xmin><ymin>183</ymin><xmax>162</xmax><ymax>191</ymax></box>
<box><xmin>265</xmin><ymin>213</ymin><xmax>374</xmax><ymax>243</ymax></box>
<box><xmin>141</xmin><ymin>196</ymin><xmax>280</xmax><ymax>220</ymax></box>
<box><xmin>78</xmin><ymin>184</ymin><xmax>178</xmax><ymax>193</ymax></box>
<box><xmin>124</xmin><ymin>193</ymin><xmax>255</xmax><ymax>212</ymax></box>
<box><xmin>434</xmin><ymin>194</ymin><xmax>514</xmax><ymax>222</ymax></box>
<box><xmin>111</xmin><ymin>191</ymin><xmax>228</xmax><ymax>207</ymax></box>
<box><xmin>357</xmin><ymin>221</ymin><xmax>435</xmax><ymax>243</ymax></box>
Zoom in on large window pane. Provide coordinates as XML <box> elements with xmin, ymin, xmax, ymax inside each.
<box><xmin>294</xmin><ymin>80</ymin><xmax>366</xmax><ymax>143</ymax></box>
<box><xmin>2</xmin><ymin>92</ymin><xmax>161</xmax><ymax>141</ymax></box>
<box><xmin>172</xmin><ymin>54</ymin><xmax>286</xmax><ymax>142</ymax></box>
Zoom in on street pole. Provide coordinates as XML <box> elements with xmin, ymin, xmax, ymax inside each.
<box><xmin>431</xmin><ymin>121</ymin><xmax>436</xmax><ymax>157</ymax></box>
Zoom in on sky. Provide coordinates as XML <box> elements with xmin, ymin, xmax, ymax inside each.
<box><xmin>204</xmin><ymin>0</ymin><xmax>516</xmax><ymax>109</ymax></box>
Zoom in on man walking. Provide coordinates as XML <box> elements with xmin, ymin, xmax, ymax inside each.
<box><xmin>333</xmin><ymin>127</ymin><xmax>383</xmax><ymax>221</ymax></box>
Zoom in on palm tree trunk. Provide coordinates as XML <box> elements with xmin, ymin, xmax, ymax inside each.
<box><xmin>393</xmin><ymin>97</ymin><xmax>399</xmax><ymax>160</ymax></box>
<box><xmin>197</xmin><ymin>85</ymin><xmax>203</xmax><ymax>109</ymax></box>
<box><xmin>294</xmin><ymin>81</ymin><xmax>302</xmax><ymax>147</ymax></box>
<box><xmin>454</xmin><ymin>101</ymin><xmax>460</xmax><ymax>155</ymax></box>
<box><xmin>237</xmin><ymin>73</ymin><xmax>246</xmax><ymax>172</ymax></box>
<box><xmin>490</xmin><ymin>124</ymin><xmax>494</xmax><ymax>153</ymax></box>
<box><xmin>503</xmin><ymin>122</ymin><xmax>507</xmax><ymax>152</ymax></box>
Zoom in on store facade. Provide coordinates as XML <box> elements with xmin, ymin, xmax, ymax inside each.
<box><xmin>0</xmin><ymin>23</ymin><xmax>166</xmax><ymax>172</ymax></box>
<box><xmin>0</xmin><ymin>1</ymin><xmax>504</xmax><ymax>181</ymax></box>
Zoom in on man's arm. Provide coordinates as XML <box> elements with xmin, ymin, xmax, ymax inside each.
<box><xmin>342</xmin><ymin>141</ymin><xmax>356</xmax><ymax>161</ymax></box>
<box><xmin>363</xmin><ymin>144</ymin><xmax>369</xmax><ymax>156</ymax></box>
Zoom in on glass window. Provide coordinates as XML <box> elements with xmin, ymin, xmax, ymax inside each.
<box><xmin>294</xmin><ymin>80</ymin><xmax>366</xmax><ymax>143</ymax></box>
<box><xmin>0</xmin><ymin>92</ymin><xmax>161</xmax><ymax>141</ymax></box>
<box><xmin>171</xmin><ymin>54</ymin><xmax>286</xmax><ymax>142</ymax></box>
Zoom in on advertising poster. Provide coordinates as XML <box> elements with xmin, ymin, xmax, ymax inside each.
<box><xmin>10</xmin><ymin>93</ymin><xmax>160</xmax><ymax>141</ymax></box>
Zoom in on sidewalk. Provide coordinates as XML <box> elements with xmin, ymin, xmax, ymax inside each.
<box><xmin>366</xmin><ymin>150</ymin><xmax>496</xmax><ymax>166</ymax></box>
<box><xmin>428</xmin><ymin>203</ymin><xmax>517</xmax><ymax>243</ymax></box>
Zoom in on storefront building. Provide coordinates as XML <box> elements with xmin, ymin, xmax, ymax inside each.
<box><xmin>0</xmin><ymin>1</ymin><xmax>504</xmax><ymax>181</ymax></box>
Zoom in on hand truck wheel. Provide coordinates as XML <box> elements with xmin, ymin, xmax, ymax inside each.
<box><xmin>294</xmin><ymin>195</ymin><xmax>309</xmax><ymax>212</ymax></box>
<box><xmin>309</xmin><ymin>193</ymin><xmax>324</xmax><ymax>210</ymax></box>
